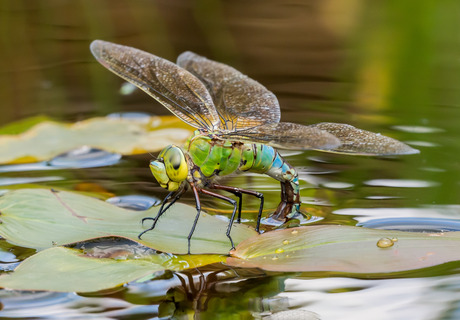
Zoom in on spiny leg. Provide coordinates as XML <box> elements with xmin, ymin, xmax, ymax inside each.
<box><xmin>210</xmin><ymin>184</ymin><xmax>264</xmax><ymax>233</ymax></box>
<box><xmin>141</xmin><ymin>191</ymin><xmax>173</xmax><ymax>226</ymax></box>
<box><xmin>200</xmin><ymin>188</ymin><xmax>238</xmax><ymax>250</ymax></box>
<box><xmin>211</xmin><ymin>185</ymin><xmax>242</xmax><ymax>222</ymax></box>
<box><xmin>138</xmin><ymin>190</ymin><xmax>183</xmax><ymax>239</ymax></box>
<box><xmin>188</xmin><ymin>183</ymin><xmax>238</xmax><ymax>253</ymax></box>
<box><xmin>188</xmin><ymin>184</ymin><xmax>202</xmax><ymax>254</ymax></box>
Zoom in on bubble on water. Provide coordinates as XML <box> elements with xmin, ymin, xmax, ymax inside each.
<box><xmin>49</xmin><ymin>146</ymin><xmax>121</xmax><ymax>169</ymax></box>
<box><xmin>377</xmin><ymin>238</ymin><xmax>394</xmax><ymax>248</ymax></box>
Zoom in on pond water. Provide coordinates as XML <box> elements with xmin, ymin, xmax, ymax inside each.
<box><xmin>1</xmin><ymin>0</ymin><xmax>460</xmax><ymax>319</ymax></box>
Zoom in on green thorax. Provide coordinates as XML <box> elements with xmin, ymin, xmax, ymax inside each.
<box><xmin>183</xmin><ymin>130</ymin><xmax>276</xmax><ymax>178</ymax></box>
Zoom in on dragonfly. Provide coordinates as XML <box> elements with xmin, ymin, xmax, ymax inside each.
<box><xmin>90</xmin><ymin>40</ymin><xmax>419</xmax><ymax>253</ymax></box>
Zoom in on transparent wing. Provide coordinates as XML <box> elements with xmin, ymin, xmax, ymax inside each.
<box><xmin>310</xmin><ymin>123</ymin><xmax>420</xmax><ymax>155</ymax></box>
<box><xmin>177</xmin><ymin>51</ymin><xmax>281</xmax><ymax>132</ymax></box>
<box><xmin>220</xmin><ymin>122</ymin><xmax>341</xmax><ymax>150</ymax></box>
<box><xmin>220</xmin><ymin>122</ymin><xmax>419</xmax><ymax>155</ymax></box>
<box><xmin>90</xmin><ymin>40</ymin><xmax>220</xmax><ymax>130</ymax></box>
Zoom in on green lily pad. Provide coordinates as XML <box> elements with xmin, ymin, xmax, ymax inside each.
<box><xmin>0</xmin><ymin>189</ymin><xmax>257</xmax><ymax>254</ymax></box>
<box><xmin>0</xmin><ymin>115</ymin><xmax>192</xmax><ymax>164</ymax></box>
<box><xmin>228</xmin><ymin>225</ymin><xmax>460</xmax><ymax>274</ymax></box>
<box><xmin>0</xmin><ymin>246</ymin><xmax>224</xmax><ymax>292</ymax></box>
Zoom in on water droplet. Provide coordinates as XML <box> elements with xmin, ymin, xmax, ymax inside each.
<box><xmin>291</xmin><ymin>230</ymin><xmax>298</xmax><ymax>235</ymax></box>
<box><xmin>275</xmin><ymin>248</ymin><xmax>284</xmax><ymax>254</ymax></box>
<box><xmin>271</xmin><ymin>255</ymin><xmax>279</xmax><ymax>260</ymax></box>
<box><xmin>377</xmin><ymin>238</ymin><xmax>394</xmax><ymax>248</ymax></box>
<box><xmin>282</xmin><ymin>240</ymin><xmax>290</xmax><ymax>245</ymax></box>
<box><xmin>391</xmin><ymin>237</ymin><xmax>398</xmax><ymax>242</ymax></box>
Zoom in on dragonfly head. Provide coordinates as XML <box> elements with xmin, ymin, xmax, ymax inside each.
<box><xmin>150</xmin><ymin>145</ymin><xmax>188</xmax><ymax>191</ymax></box>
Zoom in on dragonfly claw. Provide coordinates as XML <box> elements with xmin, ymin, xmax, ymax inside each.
<box><xmin>141</xmin><ymin>217</ymin><xmax>156</xmax><ymax>225</ymax></box>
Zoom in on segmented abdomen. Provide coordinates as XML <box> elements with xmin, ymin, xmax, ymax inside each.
<box><xmin>185</xmin><ymin>133</ymin><xmax>299</xmax><ymax>192</ymax></box>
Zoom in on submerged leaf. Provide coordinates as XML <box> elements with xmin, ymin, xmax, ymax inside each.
<box><xmin>0</xmin><ymin>115</ymin><xmax>192</xmax><ymax>164</ymax></box>
<box><xmin>0</xmin><ymin>189</ymin><xmax>256</xmax><ymax>254</ymax></box>
<box><xmin>228</xmin><ymin>225</ymin><xmax>460</xmax><ymax>274</ymax></box>
<box><xmin>0</xmin><ymin>246</ymin><xmax>224</xmax><ymax>292</ymax></box>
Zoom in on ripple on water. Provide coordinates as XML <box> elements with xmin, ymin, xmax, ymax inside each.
<box><xmin>358</xmin><ymin>217</ymin><xmax>460</xmax><ymax>232</ymax></box>
<box><xmin>106</xmin><ymin>195</ymin><xmax>161</xmax><ymax>210</ymax></box>
<box><xmin>49</xmin><ymin>146</ymin><xmax>121</xmax><ymax>169</ymax></box>
<box><xmin>0</xmin><ymin>176</ymin><xmax>63</xmax><ymax>186</ymax></box>
<box><xmin>321</xmin><ymin>182</ymin><xmax>354</xmax><ymax>189</ymax></box>
<box><xmin>392</xmin><ymin>125</ymin><xmax>445</xmax><ymax>133</ymax></box>
<box><xmin>364</xmin><ymin>179</ymin><xmax>439</xmax><ymax>188</ymax></box>
<box><xmin>0</xmin><ymin>290</ymin><xmax>156</xmax><ymax>318</ymax></box>
<box><xmin>106</xmin><ymin>111</ymin><xmax>152</xmax><ymax>123</ymax></box>
<box><xmin>335</xmin><ymin>206</ymin><xmax>460</xmax><ymax>224</ymax></box>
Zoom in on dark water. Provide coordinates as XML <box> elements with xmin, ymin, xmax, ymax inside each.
<box><xmin>1</xmin><ymin>0</ymin><xmax>460</xmax><ymax>319</ymax></box>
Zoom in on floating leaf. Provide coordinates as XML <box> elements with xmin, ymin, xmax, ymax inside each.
<box><xmin>0</xmin><ymin>246</ymin><xmax>224</xmax><ymax>292</ymax></box>
<box><xmin>0</xmin><ymin>115</ymin><xmax>192</xmax><ymax>164</ymax></box>
<box><xmin>0</xmin><ymin>189</ymin><xmax>256</xmax><ymax>254</ymax></box>
<box><xmin>0</xmin><ymin>115</ymin><xmax>52</xmax><ymax>135</ymax></box>
<box><xmin>228</xmin><ymin>225</ymin><xmax>460</xmax><ymax>274</ymax></box>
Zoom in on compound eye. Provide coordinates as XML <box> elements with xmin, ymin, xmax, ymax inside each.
<box><xmin>164</xmin><ymin>146</ymin><xmax>188</xmax><ymax>182</ymax></box>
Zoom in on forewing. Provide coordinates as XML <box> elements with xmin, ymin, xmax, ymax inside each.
<box><xmin>310</xmin><ymin>122</ymin><xmax>420</xmax><ymax>155</ymax></box>
<box><xmin>177</xmin><ymin>51</ymin><xmax>281</xmax><ymax>131</ymax></box>
<box><xmin>90</xmin><ymin>40</ymin><xmax>220</xmax><ymax>130</ymax></box>
<box><xmin>220</xmin><ymin>122</ymin><xmax>341</xmax><ymax>150</ymax></box>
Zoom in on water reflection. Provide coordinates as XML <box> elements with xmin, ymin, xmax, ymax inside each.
<box><xmin>279</xmin><ymin>275</ymin><xmax>460</xmax><ymax>320</ymax></box>
<box><xmin>358</xmin><ymin>217</ymin><xmax>460</xmax><ymax>232</ymax></box>
<box><xmin>49</xmin><ymin>146</ymin><xmax>122</xmax><ymax>169</ymax></box>
<box><xmin>364</xmin><ymin>179</ymin><xmax>439</xmax><ymax>188</ymax></box>
<box><xmin>106</xmin><ymin>194</ymin><xmax>161</xmax><ymax>210</ymax></box>
<box><xmin>336</xmin><ymin>206</ymin><xmax>460</xmax><ymax>224</ymax></box>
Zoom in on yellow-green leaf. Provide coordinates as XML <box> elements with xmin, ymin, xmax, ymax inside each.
<box><xmin>0</xmin><ymin>115</ymin><xmax>192</xmax><ymax>164</ymax></box>
<box><xmin>228</xmin><ymin>225</ymin><xmax>460</xmax><ymax>274</ymax></box>
<box><xmin>0</xmin><ymin>246</ymin><xmax>224</xmax><ymax>292</ymax></box>
<box><xmin>0</xmin><ymin>189</ymin><xmax>256</xmax><ymax>254</ymax></box>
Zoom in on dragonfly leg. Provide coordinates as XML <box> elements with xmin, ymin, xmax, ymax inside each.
<box><xmin>138</xmin><ymin>190</ymin><xmax>184</xmax><ymax>239</ymax></box>
<box><xmin>188</xmin><ymin>184</ymin><xmax>202</xmax><ymax>254</ymax></box>
<box><xmin>199</xmin><ymin>188</ymin><xmax>238</xmax><ymax>250</ymax></box>
<box><xmin>210</xmin><ymin>184</ymin><xmax>264</xmax><ymax>233</ymax></box>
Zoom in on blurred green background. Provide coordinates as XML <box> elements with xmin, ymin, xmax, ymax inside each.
<box><xmin>1</xmin><ymin>0</ymin><xmax>459</xmax><ymax>204</ymax></box>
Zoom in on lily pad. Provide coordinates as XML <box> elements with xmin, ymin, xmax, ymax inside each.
<box><xmin>0</xmin><ymin>115</ymin><xmax>192</xmax><ymax>164</ymax></box>
<box><xmin>0</xmin><ymin>246</ymin><xmax>224</xmax><ymax>292</ymax></box>
<box><xmin>228</xmin><ymin>225</ymin><xmax>460</xmax><ymax>274</ymax></box>
<box><xmin>0</xmin><ymin>189</ymin><xmax>257</xmax><ymax>254</ymax></box>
